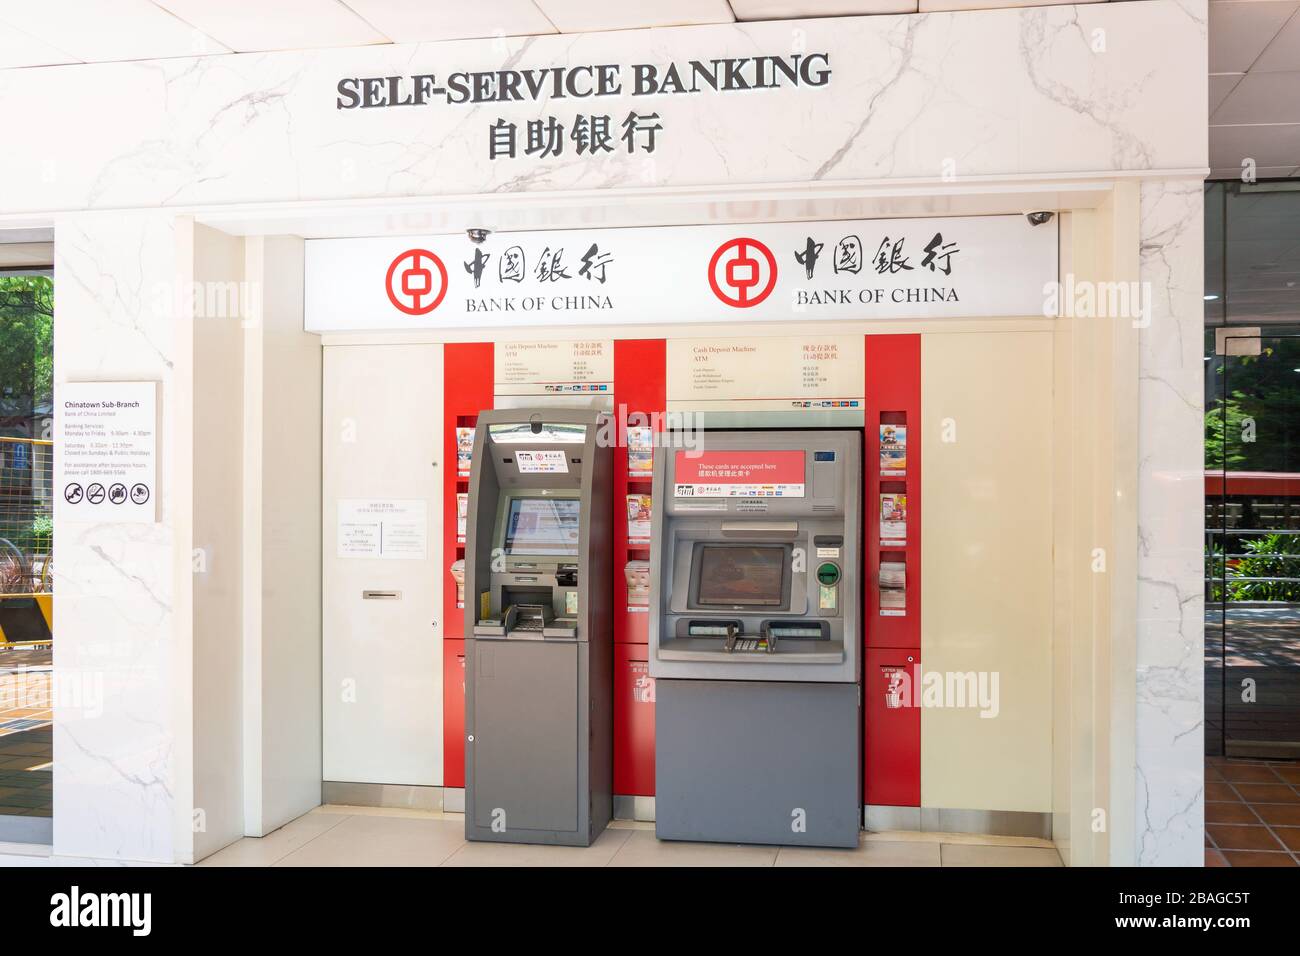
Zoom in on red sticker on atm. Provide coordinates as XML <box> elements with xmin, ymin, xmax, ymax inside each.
<box><xmin>673</xmin><ymin>450</ymin><xmax>805</xmax><ymax>498</ymax></box>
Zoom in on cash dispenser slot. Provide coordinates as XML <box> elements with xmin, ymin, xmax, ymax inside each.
<box><xmin>686</xmin><ymin>620</ymin><xmax>744</xmax><ymax>638</ymax></box>
<box><xmin>764</xmin><ymin>621</ymin><xmax>829</xmax><ymax>642</ymax></box>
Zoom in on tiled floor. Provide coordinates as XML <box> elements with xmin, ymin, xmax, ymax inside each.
<box><xmin>0</xmin><ymin>648</ymin><xmax>52</xmax><ymax>820</ymax></box>
<box><xmin>198</xmin><ymin>805</ymin><xmax>1063</xmax><ymax>867</ymax></box>
<box><xmin>1205</xmin><ymin>756</ymin><xmax>1300</xmax><ymax>866</ymax></box>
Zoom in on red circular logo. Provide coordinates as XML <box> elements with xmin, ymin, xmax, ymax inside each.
<box><xmin>385</xmin><ymin>249</ymin><xmax>449</xmax><ymax>316</ymax></box>
<box><xmin>708</xmin><ymin>237</ymin><xmax>777</xmax><ymax>308</ymax></box>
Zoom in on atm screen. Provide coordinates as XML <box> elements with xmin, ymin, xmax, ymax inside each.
<box><xmin>503</xmin><ymin>497</ymin><xmax>581</xmax><ymax>555</ymax></box>
<box><xmin>695</xmin><ymin>545</ymin><xmax>786</xmax><ymax>607</ymax></box>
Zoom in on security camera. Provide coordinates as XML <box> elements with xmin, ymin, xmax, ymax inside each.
<box><xmin>467</xmin><ymin>228</ymin><xmax>491</xmax><ymax>244</ymax></box>
<box><xmin>1025</xmin><ymin>211</ymin><xmax>1055</xmax><ymax>227</ymax></box>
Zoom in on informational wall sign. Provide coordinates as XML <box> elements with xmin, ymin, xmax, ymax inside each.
<box><xmin>493</xmin><ymin>340</ymin><xmax>613</xmax><ymax>399</ymax></box>
<box><xmin>673</xmin><ymin>450</ymin><xmax>806</xmax><ymax>498</ymax></box>
<box><xmin>304</xmin><ymin>215</ymin><xmax>1058</xmax><ymax>333</ymax></box>
<box><xmin>58</xmin><ymin>381</ymin><xmax>157</xmax><ymax>524</ymax></box>
<box><xmin>337</xmin><ymin>499</ymin><xmax>427</xmax><ymax>559</ymax></box>
<box><xmin>666</xmin><ymin>335</ymin><xmax>863</xmax><ymax>413</ymax></box>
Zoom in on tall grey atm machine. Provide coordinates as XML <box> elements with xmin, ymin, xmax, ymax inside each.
<box><xmin>650</xmin><ymin>431</ymin><xmax>861</xmax><ymax>848</ymax></box>
<box><xmin>463</xmin><ymin>408</ymin><xmax>612</xmax><ymax>846</ymax></box>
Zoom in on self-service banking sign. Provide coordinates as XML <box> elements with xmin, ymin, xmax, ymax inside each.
<box><xmin>304</xmin><ymin>215</ymin><xmax>1057</xmax><ymax>332</ymax></box>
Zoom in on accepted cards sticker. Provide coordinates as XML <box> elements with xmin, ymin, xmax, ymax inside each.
<box><xmin>515</xmin><ymin>449</ymin><xmax>569</xmax><ymax>474</ymax></box>
<box><xmin>673</xmin><ymin>449</ymin><xmax>805</xmax><ymax>498</ymax></box>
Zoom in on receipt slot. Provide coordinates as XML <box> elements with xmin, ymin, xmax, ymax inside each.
<box><xmin>650</xmin><ymin>432</ymin><xmax>862</xmax><ymax>847</ymax></box>
<box><xmin>463</xmin><ymin>409</ymin><xmax>613</xmax><ymax>846</ymax></box>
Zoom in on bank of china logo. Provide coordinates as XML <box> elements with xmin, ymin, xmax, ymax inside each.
<box><xmin>386</xmin><ymin>248</ymin><xmax>449</xmax><ymax>316</ymax></box>
<box><xmin>708</xmin><ymin>237</ymin><xmax>777</xmax><ymax>308</ymax></box>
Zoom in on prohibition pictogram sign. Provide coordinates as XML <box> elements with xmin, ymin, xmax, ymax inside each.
<box><xmin>708</xmin><ymin>237</ymin><xmax>778</xmax><ymax>308</ymax></box>
<box><xmin>385</xmin><ymin>248</ymin><xmax>449</xmax><ymax>316</ymax></box>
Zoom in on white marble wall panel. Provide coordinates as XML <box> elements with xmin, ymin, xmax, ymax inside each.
<box><xmin>52</xmin><ymin>214</ymin><xmax>178</xmax><ymax>863</ymax></box>
<box><xmin>1136</xmin><ymin>179</ymin><xmax>1206</xmax><ymax>866</ymax></box>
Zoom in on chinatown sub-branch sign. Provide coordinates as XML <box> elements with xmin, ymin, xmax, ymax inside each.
<box><xmin>335</xmin><ymin>54</ymin><xmax>832</xmax><ymax>163</ymax></box>
<box><xmin>303</xmin><ymin>215</ymin><xmax>1058</xmax><ymax>333</ymax></box>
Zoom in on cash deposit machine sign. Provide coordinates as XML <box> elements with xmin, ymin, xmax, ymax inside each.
<box><xmin>305</xmin><ymin>215</ymin><xmax>1057</xmax><ymax>332</ymax></box>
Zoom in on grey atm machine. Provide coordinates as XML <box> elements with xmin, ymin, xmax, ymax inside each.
<box><xmin>463</xmin><ymin>408</ymin><xmax>612</xmax><ymax>846</ymax></box>
<box><xmin>650</xmin><ymin>431</ymin><xmax>861</xmax><ymax>847</ymax></box>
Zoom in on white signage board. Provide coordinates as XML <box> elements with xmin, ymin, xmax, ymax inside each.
<box><xmin>337</xmin><ymin>499</ymin><xmax>427</xmax><ymax>559</ymax></box>
<box><xmin>58</xmin><ymin>381</ymin><xmax>158</xmax><ymax>523</ymax></box>
<box><xmin>493</xmin><ymin>339</ymin><xmax>613</xmax><ymax>399</ymax></box>
<box><xmin>305</xmin><ymin>215</ymin><xmax>1057</xmax><ymax>332</ymax></box>
<box><xmin>667</xmin><ymin>335</ymin><xmax>864</xmax><ymax>413</ymax></box>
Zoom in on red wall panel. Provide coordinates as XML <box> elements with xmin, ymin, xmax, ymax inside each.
<box><xmin>864</xmin><ymin>648</ymin><xmax>921</xmax><ymax>806</ymax></box>
<box><xmin>864</xmin><ymin>333</ymin><xmax>921</xmax><ymax>650</ymax></box>
<box><xmin>613</xmin><ymin>645</ymin><xmax>656</xmax><ymax>796</ymax></box>
<box><xmin>441</xmin><ymin>341</ymin><xmax>493</xmax><ymax>641</ymax></box>
<box><xmin>611</xmin><ymin>340</ymin><xmax>665</xmax><ymax>797</ymax></box>
<box><xmin>863</xmin><ymin>333</ymin><xmax>921</xmax><ymax>805</ymax></box>
<box><xmin>442</xmin><ymin>342</ymin><xmax>492</xmax><ymax>788</ymax></box>
<box><xmin>612</xmin><ymin>339</ymin><xmax>665</xmax><ymax>645</ymax></box>
<box><xmin>443</xmin><ymin>639</ymin><xmax>466</xmax><ymax>788</ymax></box>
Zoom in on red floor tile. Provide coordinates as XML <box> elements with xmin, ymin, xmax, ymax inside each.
<box><xmin>1205</xmin><ymin>781</ymin><xmax>1240</xmax><ymax>802</ymax></box>
<box><xmin>1273</xmin><ymin>828</ymin><xmax>1300</xmax><ymax>853</ymax></box>
<box><xmin>1232</xmin><ymin>783</ymin><xmax>1300</xmax><ymax>804</ymax></box>
<box><xmin>1254</xmin><ymin>804</ymin><xmax>1300</xmax><ymax>827</ymax></box>
<box><xmin>1205</xmin><ymin>849</ymin><xmax>1230</xmax><ymax>867</ymax></box>
<box><xmin>1221</xmin><ymin>851</ymin><xmax>1297</xmax><ymax>867</ymax></box>
<box><xmin>1206</xmin><ymin>802</ymin><xmax>1260</xmax><ymax>825</ymax></box>
<box><xmin>1217</xmin><ymin>764</ymin><xmax>1284</xmax><ymax>784</ymax></box>
<box><xmin>1206</xmin><ymin>824</ymin><xmax>1286</xmax><ymax>851</ymax></box>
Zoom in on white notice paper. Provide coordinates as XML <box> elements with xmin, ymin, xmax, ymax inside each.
<box><xmin>58</xmin><ymin>381</ymin><xmax>158</xmax><ymax>524</ymax></box>
<box><xmin>337</xmin><ymin>499</ymin><xmax>428</xmax><ymax>559</ymax></box>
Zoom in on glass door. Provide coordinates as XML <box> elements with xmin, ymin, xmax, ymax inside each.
<box><xmin>0</xmin><ymin>268</ymin><xmax>54</xmax><ymax>844</ymax></box>
<box><xmin>1207</xmin><ymin>332</ymin><xmax>1300</xmax><ymax>759</ymax></box>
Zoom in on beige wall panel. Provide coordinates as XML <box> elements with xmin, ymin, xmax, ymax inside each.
<box><xmin>322</xmin><ymin>344</ymin><xmax>443</xmax><ymax>785</ymax></box>
<box><xmin>190</xmin><ymin>223</ymin><xmax>246</xmax><ymax>859</ymax></box>
<box><xmin>921</xmin><ymin>330</ymin><xmax>1054</xmax><ymax>813</ymax></box>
